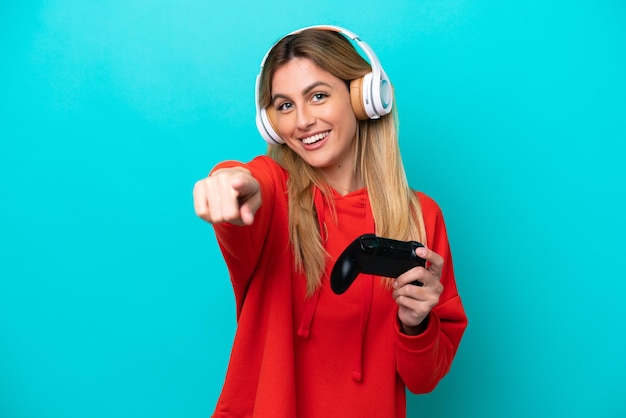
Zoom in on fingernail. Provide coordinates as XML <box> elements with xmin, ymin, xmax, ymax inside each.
<box><xmin>416</xmin><ymin>247</ymin><xmax>427</xmax><ymax>257</ymax></box>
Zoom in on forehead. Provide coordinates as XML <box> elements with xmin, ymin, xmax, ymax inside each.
<box><xmin>271</xmin><ymin>57</ymin><xmax>341</xmax><ymax>93</ymax></box>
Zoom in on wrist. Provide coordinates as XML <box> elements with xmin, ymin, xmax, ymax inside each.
<box><xmin>401</xmin><ymin>314</ymin><xmax>430</xmax><ymax>336</ymax></box>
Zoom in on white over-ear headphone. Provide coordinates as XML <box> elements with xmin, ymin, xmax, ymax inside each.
<box><xmin>255</xmin><ymin>25</ymin><xmax>394</xmax><ymax>145</ymax></box>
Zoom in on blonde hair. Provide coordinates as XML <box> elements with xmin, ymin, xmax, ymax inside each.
<box><xmin>258</xmin><ymin>29</ymin><xmax>425</xmax><ymax>295</ymax></box>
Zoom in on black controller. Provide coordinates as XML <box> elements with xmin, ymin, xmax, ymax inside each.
<box><xmin>330</xmin><ymin>234</ymin><xmax>427</xmax><ymax>295</ymax></box>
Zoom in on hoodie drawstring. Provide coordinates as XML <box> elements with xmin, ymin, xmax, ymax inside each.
<box><xmin>354</xmin><ymin>195</ymin><xmax>375</xmax><ymax>382</ymax></box>
<box><xmin>296</xmin><ymin>187</ymin><xmax>327</xmax><ymax>339</ymax></box>
<box><xmin>297</xmin><ymin>186</ymin><xmax>376</xmax><ymax>383</ymax></box>
<box><xmin>353</xmin><ymin>271</ymin><xmax>373</xmax><ymax>382</ymax></box>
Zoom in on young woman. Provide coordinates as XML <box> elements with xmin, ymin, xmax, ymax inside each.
<box><xmin>193</xmin><ymin>25</ymin><xmax>467</xmax><ymax>418</ymax></box>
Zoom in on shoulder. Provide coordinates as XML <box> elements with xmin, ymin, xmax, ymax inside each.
<box><xmin>213</xmin><ymin>156</ymin><xmax>288</xmax><ymax>186</ymax></box>
<box><xmin>213</xmin><ymin>155</ymin><xmax>283</xmax><ymax>174</ymax></box>
<box><xmin>415</xmin><ymin>191</ymin><xmax>444</xmax><ymax>220</ymax></box>
<box><xmin>414</xmin><ymin>191</ymin><xmax>450</xmax><ymax>246</ymax></box>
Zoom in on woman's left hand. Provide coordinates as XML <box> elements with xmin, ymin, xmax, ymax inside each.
<box><xmin>392</xmin><ymin>246</ymin><xmax>444</xmax><ymax>335</ymax></box>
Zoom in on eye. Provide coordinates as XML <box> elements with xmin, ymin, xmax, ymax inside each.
<box><xmin>276</xmin><ymin>101</ymin><xmax>294</xmax><ymax>112</ymax></box>
<box><xmin>311</xmin><ymin>92</ymin><xmax>328</xmax><ymax>103</ymax></box>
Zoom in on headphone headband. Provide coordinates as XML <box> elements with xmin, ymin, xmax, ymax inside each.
<box><xmin>255</xmin><ymin>25</ymin><xmax>393</xmax><ymax>145</ymax></box>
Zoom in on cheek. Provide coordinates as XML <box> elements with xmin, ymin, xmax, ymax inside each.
<box><xmin>340</xmin><ymin>112</ymin><xmax>358</xmax><ymax>140</ymax></box>
<box><xmin>275</xmin><ymin>113</ymin><xmax>295</xmax><ymax>138</ymax></box>
<box><xmin>276</xmin><ymin>116</ymin><xmax>301</xmax><ymax>150</ymax></box>
<box><xmin>332</xmin><ymin>100</ymin><xmax>358</xmax><ymax>135</ymax></box>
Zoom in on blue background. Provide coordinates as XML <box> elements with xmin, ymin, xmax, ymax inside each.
<box><xmin>1</xmin><ymin>1</ymin><xmax>625</xmax><ymax>417</ymax></box>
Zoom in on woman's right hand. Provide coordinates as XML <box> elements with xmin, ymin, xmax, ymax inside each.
<box><xmin>192</xmin><ymin>167</ymin><xmax>261</xmax><ymax>226</ymax></box>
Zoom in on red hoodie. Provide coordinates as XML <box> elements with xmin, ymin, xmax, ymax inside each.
<box><xmin>210</xmin><ymin>156</ymin><xmax>467</xmax><ymax>417</ymax></box>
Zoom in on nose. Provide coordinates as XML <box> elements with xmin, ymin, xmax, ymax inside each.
<box><xmin>296</xmin><ymin>105</ymin><xmax>315</xmax><ymax>130</ymax></box>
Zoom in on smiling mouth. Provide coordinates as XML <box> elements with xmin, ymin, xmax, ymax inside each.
<box><xmin>301</xmin><ymin>131</ymin><xmax>329</xmax><ymax>145</ymax></box>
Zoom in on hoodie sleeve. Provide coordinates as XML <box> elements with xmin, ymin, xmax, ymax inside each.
<box><xmin>210</xmin><ymin>156</ymin><xmax>287</xmax><ymax>317</ymax></box>
<box><xmin>393</xmin><ymin>193</ymin><xmax>468</xmax><ymax>394</ymax></box>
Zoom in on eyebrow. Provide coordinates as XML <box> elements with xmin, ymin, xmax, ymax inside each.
<box><xmin>271</xmin><ymin>81</ymin><xmax>333</xmax><ymax>104</ymax></box>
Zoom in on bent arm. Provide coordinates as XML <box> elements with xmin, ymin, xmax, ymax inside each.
<box><xmin>394</xmin><ymin>194</ymin><xmax>468</xmax><ymax>393</ymax></box>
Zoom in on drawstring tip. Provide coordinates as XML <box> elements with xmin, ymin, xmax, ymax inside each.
<box><xmin>352</xmin><ymin>371</ymin><xmax>363</xmax><ymax>382</ymax></box>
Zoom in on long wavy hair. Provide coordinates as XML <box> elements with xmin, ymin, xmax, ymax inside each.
<box><xmin>257</xmin><ymin>28</ymin><xmax>425</xmax><ymax>296</ymax></box>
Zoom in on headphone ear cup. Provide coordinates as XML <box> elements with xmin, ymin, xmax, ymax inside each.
<box><xmin>265</xmin><ymin>106</ymin><xmax>282</xmax><ymax>143</ymax></box>
<box><xmin>350</xmin><ymin>72</ymin><xmax>393</xmax><ymax>120</ymax></box>
<box><xmin>350</xmin><ymin>77</ymin><xmax>369</xmax><ymax>120</ymax></box>
<box><xmin>257</xmin><ymin>106</ymin><xmax>284</xmax><ymax>145</ymax></box>
<box><xmin>373</xmin><ymin>74</ymin><xmax>393</xmax><ymax>117</ymax></box>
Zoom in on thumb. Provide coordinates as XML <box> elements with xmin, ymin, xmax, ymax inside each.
<box><xmin>231</xmin><ymin>174</ymin><xmax>259</xmax><ymax>201</ymax></box>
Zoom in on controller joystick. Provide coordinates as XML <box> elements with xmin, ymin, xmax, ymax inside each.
<box><xmin>330</xmin><ymin>234</ymin><xmax>426</xmax><ymax>295</ymax></box>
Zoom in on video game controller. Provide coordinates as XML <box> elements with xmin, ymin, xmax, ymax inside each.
<box><xmin>330</xmin><ymin>234</ymin><xmax>427</xmax><ymax>295</ymax></box>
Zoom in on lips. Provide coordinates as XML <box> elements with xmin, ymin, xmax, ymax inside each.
<box><xmin>301</xmin><ymin>131</ymin><xmax>329</xmax><ymax>145</ymax></box>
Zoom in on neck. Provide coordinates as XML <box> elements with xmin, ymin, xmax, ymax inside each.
<box><xmin>321</xmin><ymin>166</ymin><xmax>364</xmax><ymax>196</ymax></box>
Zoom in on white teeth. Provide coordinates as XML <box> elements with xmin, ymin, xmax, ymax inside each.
<box><xmin>302</xmin><ymin>131</ymin><xmax>329</xmax><ymax>145</ymax></box>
